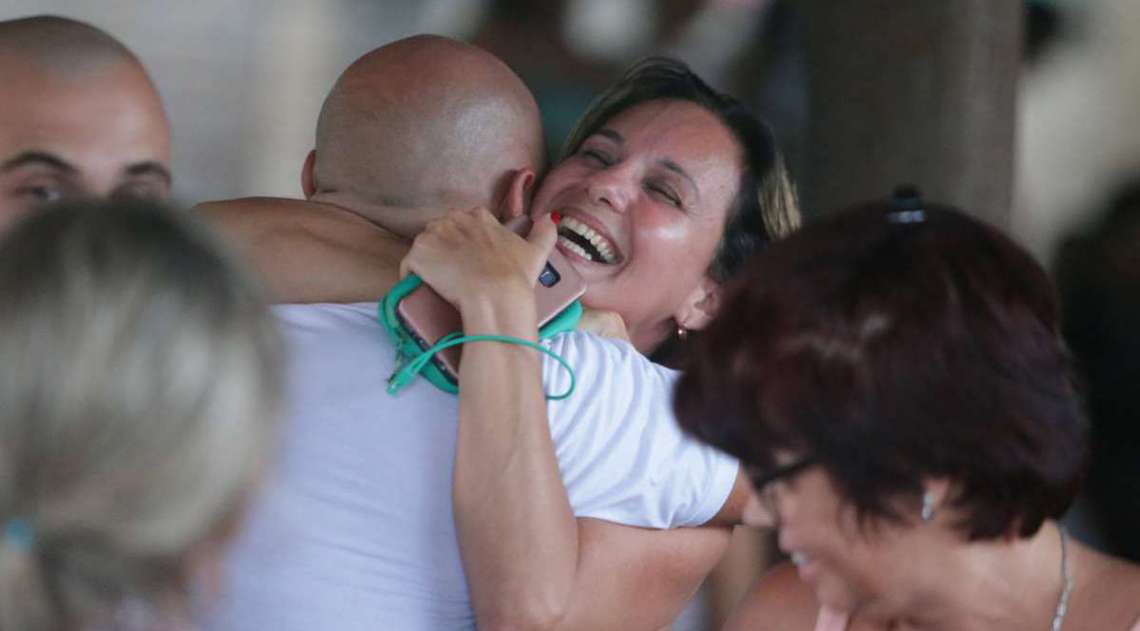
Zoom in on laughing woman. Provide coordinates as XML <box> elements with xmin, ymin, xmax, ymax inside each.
<box><xmin>399</xmin><ymin>57</ymin><xmax>798</xmax><ymax>629</ymax></box>
<box><xmin>674</xmin><ymin>197</ymin><xmax>1140</xmax><ymax>630</ymax></box>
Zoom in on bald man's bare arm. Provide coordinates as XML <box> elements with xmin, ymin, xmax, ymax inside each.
<box><xmin>196</xmin><ymin>198</ymin><xmax>405</xmax><ymax>303</ymax></box>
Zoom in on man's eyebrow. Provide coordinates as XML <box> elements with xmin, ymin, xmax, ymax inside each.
<box><xmin>660</xmin><ymin>158</ymin><xmax>700</xmax><ymax>201</ymax></box>
<box><xmin>1</xmin><ymin>151</ymin><xmax>77</xmax><ymax>174</ymax></box>
<box><xmin>125</xmin><ymin>161</ymin><xmax>172</xmax><ymax>186</ymax></box>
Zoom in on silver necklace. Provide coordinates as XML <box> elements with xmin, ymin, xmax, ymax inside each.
<box><xmin>1052</xmin><ymin>525</ymin><xmax>1073</xmax><ymax>631</ymax></box>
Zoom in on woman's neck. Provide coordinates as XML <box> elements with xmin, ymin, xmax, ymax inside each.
<box><xmin>865</xmin><ymin>522</ymin><xmax>1069</xmax><ymax>631</ymax></box>
<box><xmin>626</xmin><ymin>319</ymin><xmax>668</xmax><ymax>356</ymax></box>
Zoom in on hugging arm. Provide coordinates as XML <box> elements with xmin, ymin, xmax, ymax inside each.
<box><xmin>403</xmin><ymin>208</ymin><xmax>749</xmax><ymax>630</ymax></box>
<box><xmin>196</xmin><ymin>198</ymin><xmax>406</xmax><ymax>303</ymax></box>
<box><xmin>555</xmin><ymin>519</ymin><xmax>731</xmax><ymax>630</ymax></box>
<box><xmin>454</xmin><ymin>319</ymin><xmax>737</xmax><ymax>630</ymax></box>
<box><xmin>196</xmin><ymin>199</ymin><xmax>639</xmax><ymax>335</ymax></box>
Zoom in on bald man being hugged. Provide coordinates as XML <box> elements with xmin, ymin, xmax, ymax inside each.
<box><xmin>0</xmin><ymin>16</ymin><xmax>171</xmax><ymax>233</ymax></box>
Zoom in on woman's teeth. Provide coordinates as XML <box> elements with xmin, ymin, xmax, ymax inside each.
<box><xmin>557</xmin><ymin>237</ymin><xmax>594</xmax><ymax>262</ymax></box>
<box><xmin>558</xmin><ymin>216</ymin><xmax>617</xmax><ymax>264</ymax></box>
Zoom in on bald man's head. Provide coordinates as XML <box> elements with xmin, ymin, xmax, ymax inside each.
<box><xmin>0</xmin><ymin>16</ymin><xmax>171</xmax><ymax>234</ymax></box>
<box><xmin>309</xmin><ymin>35</ymin><xmax>545</xmax><ymax>236</ymax></box>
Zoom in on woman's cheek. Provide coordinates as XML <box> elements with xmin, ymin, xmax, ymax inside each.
<box><xmin>634</xmin><ymin>209</ymin><xmax>690</xmax><ymax>242</ymax></box>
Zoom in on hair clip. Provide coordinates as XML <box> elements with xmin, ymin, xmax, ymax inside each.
<box><xmin>888</xmin><ymin>185</ymin><xmax>925</xmax><ymax>224</ymax></box>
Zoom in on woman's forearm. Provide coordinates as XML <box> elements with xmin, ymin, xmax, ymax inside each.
<box><xmin>454</xmin><ymin>290</ymin><xmax>578</xmax><ymax>631</ymax></box>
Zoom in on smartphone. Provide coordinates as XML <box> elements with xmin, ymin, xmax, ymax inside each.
<box><xmin>395</xmin><ymin>215</ymin><xmax>585</xmax><ymax>384</ymax></box>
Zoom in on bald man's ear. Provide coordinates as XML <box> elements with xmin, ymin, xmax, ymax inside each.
<box><xmin>498</xmin><ymin>168</ymin><xmax>537</xmax><ymax>221</ymax></box>
<box><xmin>301</xmin><ymin>150</ymin><xmax>317</xmax><ymax>199</ymax></box>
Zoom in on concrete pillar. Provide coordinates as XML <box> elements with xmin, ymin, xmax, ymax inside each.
<box><xmin>801</xmin><ymin>0</ymin><xmax>1022</xmax><ymax>227</ymax></box>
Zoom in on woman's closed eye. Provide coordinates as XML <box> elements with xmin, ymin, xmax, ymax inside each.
<box><xmin>580</xmin><ymin>148</ymin><xmax>614</xmax><ymax>167</ymax></box>
<box><xmin>647</xmin><ymin>181</ymin><xmax>683</xmax><ymax>208</ymax></box>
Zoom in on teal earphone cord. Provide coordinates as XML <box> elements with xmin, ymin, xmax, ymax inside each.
<box><xmin>379</xmin><ymin>273</ymin><xmax>581</xmax><ymax>398</ymax></box>
<box><xmin>386</xmin><ymin>331</ymin><xmax>577</xmax><ymax>400</ymax></box>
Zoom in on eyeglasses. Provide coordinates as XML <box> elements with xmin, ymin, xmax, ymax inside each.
<box><xmin>748</xmin><ymin>456</ymin><xmax>817</xmax><ymax>519</ymax></box>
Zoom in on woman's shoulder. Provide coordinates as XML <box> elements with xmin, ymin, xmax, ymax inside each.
<box><xmin>546</xmin><ymin>330</ymin><xmax>676</xmax><ymax>386</ymax></box>
<box><xmin>1072</xmin><ymin>543</ymin><xmax>1140</xmax><ymax>629</ymax></box>
<box><xmin>723</xmin><ymin>561</ymin><xmax>822</xmax><ymax>631</ymax></box>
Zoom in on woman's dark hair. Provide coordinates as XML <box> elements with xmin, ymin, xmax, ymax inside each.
<box><xmin>562</xmin><ymin>57</ymin><xmax>800</xmax><ymax>284</ymax></box>
<box><xmin>675</xmin><ymin>199</ymin><xmax>1087</xmax><ymax>541</ymax></box>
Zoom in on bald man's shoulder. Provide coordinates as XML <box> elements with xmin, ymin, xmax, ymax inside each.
<box><xmin>195</xmin><ymin>197</ymin><xmax>405</xmax><ymax>303</ymax></box>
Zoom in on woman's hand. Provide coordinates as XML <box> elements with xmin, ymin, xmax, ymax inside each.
<box><xmin>400</xmin><ymin>207</ymin><xmax>558</xmax><ymax>313</ymax></box>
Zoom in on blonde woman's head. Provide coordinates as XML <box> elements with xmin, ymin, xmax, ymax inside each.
<box><xmin>0</xmin><ymin>200</ymin><xmax>282</xmax><ymax>630</ymax></box>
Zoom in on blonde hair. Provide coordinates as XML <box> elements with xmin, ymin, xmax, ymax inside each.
<box><xmin>0</xmin><ymin>201</ymin><xmax>282</xmax><ymax>630</ymax></box>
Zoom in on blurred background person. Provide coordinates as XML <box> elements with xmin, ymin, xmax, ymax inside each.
<box><xmin>0</xmin><ymin>16</ymin><xmax>171</xmax><ymax>233</ymax></box>
<box><xmin>0</xmin><ymin>200</ymin><xmax>282</xmax><ymax>631</ymax></box>
<box><xmin>1014</xmin><ymin>0</ymin><xmax>1140</xmax><ymax>264</ymax></box>
<box><xmin>470</xmin><ymin>0</ymin><xmax>618</xmax><ymax>158</ymax></box>
<box><xmin>675</xmin><ymin>197</ymin><xmax>1140</xmax><ymax>630</ymax></box>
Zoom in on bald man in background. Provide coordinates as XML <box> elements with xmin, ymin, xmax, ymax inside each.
<box><xmin>202</xmin><ymin>35</ymin><xmax>741</xmax><ymax>631</ymax></box>
<box><xmin>0</xmin><ymin>15</ymin><xmax>171</xmax><ymax>233</ymax></box>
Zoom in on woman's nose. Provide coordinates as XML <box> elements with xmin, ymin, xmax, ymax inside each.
<box><xmin>586</xmin><ymin>167</ymin><xmax>635</xmax><ymax>213</ymax></box>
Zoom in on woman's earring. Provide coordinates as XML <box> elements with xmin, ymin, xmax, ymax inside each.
<box><xmin>921</xmin><ymin>492</ymin><xmax>936</xmax><ymax>522</ymax></box>
<box><xmin>676</xmin><ymin>325</ymin><xmax>689</xmax><ymax>341</ymax></box>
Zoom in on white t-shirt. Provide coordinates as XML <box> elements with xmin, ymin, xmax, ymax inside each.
<box><xmin>204</xmin><ymin>302</ymin><xmax>737</xmax><ymax>631</ymax></box>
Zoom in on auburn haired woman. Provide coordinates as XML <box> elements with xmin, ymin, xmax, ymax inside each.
<box><xmin>675</xmin><ymin>196</ymin><xmax>1140</xmax><ymax>630</ymax></box>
